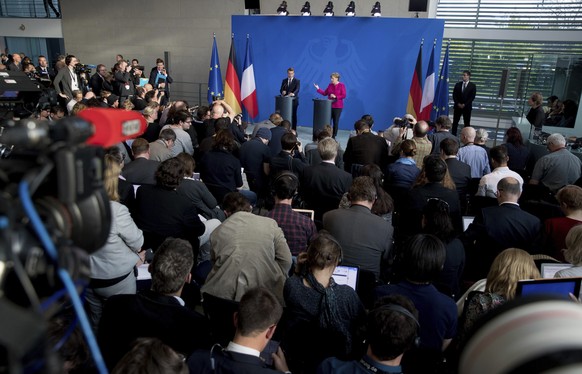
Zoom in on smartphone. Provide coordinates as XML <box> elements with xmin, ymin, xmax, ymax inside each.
<box><xmin>259</xmin><ymin>340</ymin><xmax>280</xmax><ymax>366</ymax></box>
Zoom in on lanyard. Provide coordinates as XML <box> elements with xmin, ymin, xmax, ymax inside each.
<box><xmin>359</xmin><ymin>358</ymin><xmax>402</xmax><ymax>374</ymax></box>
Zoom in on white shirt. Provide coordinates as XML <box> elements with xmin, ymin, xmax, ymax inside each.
<box><xmin>476</xmin><ymin>166</ymin><xmax>524</xmax><ymax>198</ymax></box>
<box><xmin>225</xmin><ymin>341</ymin><xmax>260</xmax><ymax>358</ymax></box>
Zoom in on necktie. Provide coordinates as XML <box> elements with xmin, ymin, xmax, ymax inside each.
<box><xmin>288</xmin><ymin>79</ymin><xmax>291</xmax><ymax>87</ymax></box>
<box><xmin>463</xmin><ymin>82</ymin><xmax>467</xmax><ymax>92</ymax></box>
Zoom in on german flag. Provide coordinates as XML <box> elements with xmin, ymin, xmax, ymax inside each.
<box><xmin>224</xmin><ymin>35</ymin><xmax>242</xmax><ymax>114</ymax></box>
<box><xmin>406</xmin><ymin>43</ymin><xmax>423</xmax><ymax>119</ymax></box>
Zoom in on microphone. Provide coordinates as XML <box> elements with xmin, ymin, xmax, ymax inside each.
<box><xmin>79</xmin><ymin>108</ymin><xmax>147</xmax><ymax>148</ymax></box>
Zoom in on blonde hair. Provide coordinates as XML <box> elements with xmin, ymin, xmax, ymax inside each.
<box><xmin>104</xmin><ymin>154</ymin><xmax>121</xmax><ymax>202</ymax></box>
<box><xmin>564</xmin><ymin>225</ymin><xmax>582</xmax><ymax>266</ymax></box>
<box><xmin>486</xmin><ymin>248</ymin><xmax>540</xmax><ymax>299</ymax></box>
<box><xmin>330</xmin><ymin>72</ymin><xmax>340</xmax><ymax>80</ymax></box>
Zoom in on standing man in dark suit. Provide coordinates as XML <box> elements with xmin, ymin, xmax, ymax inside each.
<box><xmin>98</xmin><ymin>238</ymin><xmax>211</xmax><ymax>370</ymax></box>
<box><xmin>440</xmin><ymin>138</ymin><xmax>472</xmax><ymax>199</ymax></box>
<box><xmin>188</xmin><ymin>287</ymin><xmax>290</xmax><ymax>374</ymax></box>
<box><xmin>280</xmin><ymin>67</ymin><xmax>300</xmax><ymax>130</ymax></box>
<box><xmin>89</xmin><ymin>64</ymin><xmax>113</xmax><ymax>96</ymax></box>
<box><xmin>301</xmin><ymin>138</ymin><xmax>352</xmax><ymax>223</ymax></box>
<box><xmin>149</xmin><ymin>58</ymin><xmax>173</xmax><ymax>103</ymax></box>
<box><xmin>343</xmin><ymin>119</ymin><xmax>389</xmax><ymax>175</ymax></box>
<box><xmin>53</xmin><ymin>55</ymin><xmax>80</xmax><ymax>105</ymax></box>
<box><xmin>452</xmin><ymin>70</ymin><xmax>477</xmax><ymax>136</ymax></box>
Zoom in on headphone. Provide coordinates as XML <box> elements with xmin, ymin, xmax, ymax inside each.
<box><xmin>271</xmin><ymin>171</ymin><xmax>299</xmax><ymax>198</ymax></box>
<box><xmin>374</xmin><ymin>304</ymin><xmax>421</xmax><ymax>348</ymax></box>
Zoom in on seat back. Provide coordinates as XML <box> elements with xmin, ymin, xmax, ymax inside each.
<box><xmin>202</xmin><ymin>292</ymin><xmax>239</xmax><ymax>346</ymax></box>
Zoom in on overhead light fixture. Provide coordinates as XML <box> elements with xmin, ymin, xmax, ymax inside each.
<box><xmin>277</xmin><ymin>1</ymin><xmax>288</xmax><ymax>16</ymax></box>
<box><xmin>371</xmin><ymin>1</ymin><xmax>381</xmax><ymax>17</ymax></box>
<box><xmin>300</xmin><ymin>1</ymin><xmax>311</xmax><ymax>16</ymax></box>
<box><xmin>323</xmin><ymin>1</ymin><xmax>334</xmax><ymax>16</ymax></box>
<box><xmin>345</xmin><ymin>1</ymin><xmax>356</xmax><ymax>16</ymax></box>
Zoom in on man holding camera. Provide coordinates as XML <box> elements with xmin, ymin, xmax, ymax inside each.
<box><xmin>149</xmin><ymin>58</ymin><xmax>173</xmax><ymax>104</ymax></box>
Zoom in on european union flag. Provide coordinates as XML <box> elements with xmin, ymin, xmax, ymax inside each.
<box><xmin>208</xmin><ymin>34</ymin><xmax>224</xmax><ymax>104</ymax></box>
<box><xmin>431</xmin><ymin>43</ymin><xmax>450</xmax><ymax>121</ymax></box>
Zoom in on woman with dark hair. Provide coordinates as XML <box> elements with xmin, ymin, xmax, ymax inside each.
<box><xmin>502</xmin><ymin>127</ymin><xmax>531</xmax><ymax>175</ymax></box>
<box><xmin>283</xmin><ymin>232</ymin><xmax>365</xmax><ymax>370</ymax></box>
<box><xmin>422</xmin><ymin>198</ymin><xmax>465</xmax><ymax>299</ymax></box>
<box><xmin>375</xmin><ymin>234</ymin><xmax>457</xmax><ymax>368</ymax></box>
<box><xmin>386</xmin><ymin>139</ymin><xmax>420</xmax><ymax>189</ymax></box>
<box><xmin>133</xmin><ymin>158</ymin><xmax>205</xmax><ymax>252</ymax></box>
<box><xmin>199</xmin><ymin>129</ymin><xmax>256</xmax><ymax>205</ymax></box>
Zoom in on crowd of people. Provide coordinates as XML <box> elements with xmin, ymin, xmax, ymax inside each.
<box><xmin>3</xmin><ymin>52</ymin><xmax>582</xmax><ymax>373</ymax></box>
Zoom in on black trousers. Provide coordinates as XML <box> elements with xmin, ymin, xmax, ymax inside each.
<box><xmin>452</xmin><ymin>106</ymin><xmax>472</xmax><ymax>136</ymax></box>
<box><xmin>331</xmin><ymin>108</ymin><xmax>342</xmax><ymax>138</ymax></box>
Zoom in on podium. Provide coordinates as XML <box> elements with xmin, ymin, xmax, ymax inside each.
<box><xmin>312</xmin><ymin>99</ymin><xmax>332</xmax><ymax>140</ymax></box>
<box><xmin>275</xmin><ymin>96</ymin><xmax>294</xmax><ymax>123</ymax></box>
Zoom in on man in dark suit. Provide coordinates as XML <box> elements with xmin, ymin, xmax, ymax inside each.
<box><xmin>98</xmin><ymin>238</ymin><xmax>211</xmax><ymax>370</ymax></box>
<box><xmin>323</xmin><ymin>176</ymin><xmax>393</xmax><ymax>279</ymax></box>
<box><xmin>89</xmin><ymin>64</ymin><xmax>113</xmax><ymax>96</ymax></box>
<box><xmin>440</xmin><ymin>138</ymin><xmax>472</xmax><ymax>200</ymax></box>
<box><xmin>279</xmin><ymin>67</ymin><xmax>300</xmax><ymax>130</ymax></box>
<box><xmin>269</xmin><ymin>120</ymin><xmax>291</xmax><ymax>156</ymax></box>
<box><xmin>149</xmin><ymin>58</ymin><xmax>173</xmax><ymax>102</ymax></box>
<box><xmin>53</xmin><ymin>54</ymin><xmax>80</xmax><ymax>103</ymax></box>
<box><xmin>401</xmin><ymin>155</ymin><xmax>463</xmax><ymax>239</ymax></box>
<box><xmin>187</xmin><ymin>287</ymin><xmax>290</xmax><ymax>374</ymax></box>
<box><xmin>301</xmin><ymin>138</ymin><xmax>352</xmax><ymax>223</ymax></box>
<box><xmin>36</xmin><ymin>55</ymin><xmax>55</xmax><ymax>81</ymax></box>
<box><xmin>6</xmin><ymin>53</ymin><xmax>22</xmax><ymax>71</ymax></box>
<box><xmin>121</xmin><ymin>138</ymin><xmax>160</xmax><ymax>186</ymax></box>
<box><xmin>462</xmin><ymin>177</ymin><xmax>542</xmax><ymax>279</ymax></box>
<box><xmin>344</xmin><ymin>120</ymin><xmax>389</xmax><ymax>175</ymax></box>
<box><xmin>452</xmin><ymin>70</ymin><xmax>477</xmax><ymax>136</ymax></box>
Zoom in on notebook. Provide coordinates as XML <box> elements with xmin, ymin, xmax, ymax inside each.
<box><xmin>332</xmin><ymin>265</ymin><xmax>359</xmax><ymax>291</ymax></box>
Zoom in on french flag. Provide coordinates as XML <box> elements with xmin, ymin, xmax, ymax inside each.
<box><xmin>419</xmin><ymin>43</ymin><xmax>436</xmax><ymax>121</ymax></box>
<box><xmin>241</xmin><ymin>35</ymin><xmax>259</xmax><ymax>119</ymax></box>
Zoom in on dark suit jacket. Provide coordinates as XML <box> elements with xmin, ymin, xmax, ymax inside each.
<box><xmin>121</xmin><ymin>157</ymin><xmax>160</xmax><ymax>186</ymax></box>
<box><xmin>148</xmin><ymin>67</ymin><xmax>173</xmax><ymax>96</ymax></box>
<box><xmin>269</xmin><ymin>126</ymin><xmax>289</xmax><ymax>156</ymax></box>
<box><xmin>113</xmin><ymin>70</ymin><xmax>135</xmax><ymax>97</ymax></box>
<box><xmin>300</xmin><ymin>162</ymin><xmax>352</xmax><ymax>222</ymax></box>
<box><xmin>89</xmin><ymin>72</ymin><xmax>113</xmax><ymax>95</ymax></box>
<box><xmin>445</xmin><ymin>158</ymin><xmax>472</xmax><ymax>195</ymax></box>
<box><xmin>280</xmin><ymin>77</ymin><xmax>300</xmax><ymax>96</ymax></box>
<box><xmin>343</xmin><ymin>132</ymin><xmax>389</xmax><ymax>173</ymax></box>
<box><xmin>323</xmin><ymin>205</ymin><xmax>393</xmax><ymax>279</ymax></box>
<box><xmin>6</xmin><ymin>62</ymin><xmax>21</xmax><ymax>71</ymax></box>
<box><xmin>98</xmin><ymin>290</ymin><xmax>211</xmax><ymax>370</ymax></box>
<box><xmin>462</xmin><ymin>203</ymin><xmax>541</xmax><ymax>278</ymax></box>
<box><xmin>452</xmin><ymin>81</ymin><xmax>476</xmax><ymax>111</ymax></box>
<box><xmin>188</xmin><ymin>348</ymin><xmax>281</xmax><ymax>374</ymax></box>
<box><xmin>53</xmin><ymin>67</ymin><xmax>78</xmax><ymax>99</ymax></box>
<box><xmin>402</xmin><ymin>182</ymin><xmax>463</xmax><ymax>238</ymax></box>
<box><xmin>36</xmin><ymin>65</ymin><xmax>55</xmax><ymax>80</ymax></box>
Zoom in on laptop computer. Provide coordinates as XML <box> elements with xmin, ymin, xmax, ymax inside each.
<box><xmin>516</xmin><ymin>278</ymin><xmax>581</xmax><ymax>300</ymax></box>
<box><xmin>541</xmin><ymin>263</ymin><xmax>574</xmax><ymax>279</ymax></box>
<box><xmin>332</xmin><ymin>265</ymin><xmax>359</xmax><ymax>291</ymax></box>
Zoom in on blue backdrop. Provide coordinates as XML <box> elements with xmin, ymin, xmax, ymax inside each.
<box><xmin>232</xmin><ymin>16</ymin><xmax>444</xmax><ymax>131</ymax></box>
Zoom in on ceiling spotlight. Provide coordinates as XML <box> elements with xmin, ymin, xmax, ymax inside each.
<box><xmin>277</xmin><ymin>1</ymin><xmax>288</xmax><ymax>16</ymax></box>
<box><xmin>300</xmin><ymin>1</ymin><xmax>311</xmax><ymax>16</ymax></box>
<box><xmin>371</xmin><ymin>1</ymin><xmax>381</xmax><ymax>17</ymax></box>
<box><xmin>323</xmin><ymin>1</ymin><xmax>334</xmax><ymax>16</ymax></box>
<box><xmin>345</xmin><ymin>1</ymin><xmax>356</xmax><ymax>16</ymax></box>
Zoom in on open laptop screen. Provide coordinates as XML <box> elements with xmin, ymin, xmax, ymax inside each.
<box><xmin>332</xmin><ymin>265</ymin><xmax>359</xmax><ymax>291</ymax></box>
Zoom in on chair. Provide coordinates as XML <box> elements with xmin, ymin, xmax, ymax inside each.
<box><xmin>356</xmin><ymin>269</ymin><xmax>378</xmax><ymax>310</ymax></box>
<box><xmin>202</xmin><ymin>292</ymin><xmax>239</xmax><ymax>346</ymax></box>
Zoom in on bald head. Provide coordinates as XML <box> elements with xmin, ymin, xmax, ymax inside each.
<box><xmin>461</xmin><ymin>127</ymin><xmax>476</xmax><ymax>144</ymax></box>
<box><xmin>211</xmin><ymin>103</ymin><xmax>225</xmax><ymax>119</ymax></box>
<box><xmin>497</xmin><ymin>177</ymin><xmax>521</xmax><ymax>203</ymax></box>
<box><xmin>414</xmin><ymin>121</ymin><xmax>429</xmax><ymax>138</ymax></box>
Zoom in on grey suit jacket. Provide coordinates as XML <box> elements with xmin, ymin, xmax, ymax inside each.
<box><xmin>53</xmin><ymin>67</ymin><xmax>77</xmax><ymax>99</ymax></box>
